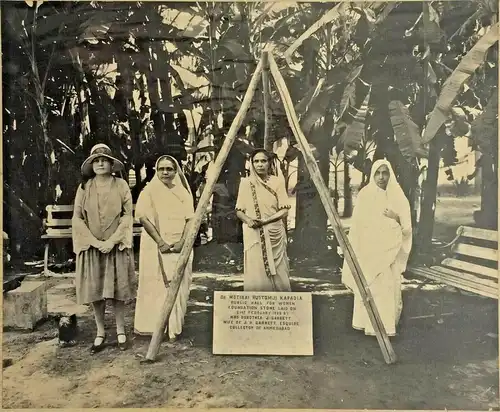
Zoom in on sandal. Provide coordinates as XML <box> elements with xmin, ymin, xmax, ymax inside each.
<box><xmin>117</xmin><ymin>333</ymin><xmax>128</xmax><ymax>351</ymax></box>
<box><xmin>90</xmin><ymin>334</ymin><xmax>107</xmax><ymax>354</ymax></box>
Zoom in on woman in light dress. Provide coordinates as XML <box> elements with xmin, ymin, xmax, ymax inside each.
<box><xmin>72</xmin><ymin>143</ymin><xmax>136</xmax><ymax>353</ymax></box>
<box><xmin>341</xmin><ymin>159</ymin><xmax>412</xmax><ymax>336</ymax></box>
<box><xmin>134</xmin><ymin>155</ymin><xmax>194</xmax><ymax>342</ymax></box>
<box><xmin>235</xmin><ymin>149</ymin><xmax>292</xmax><ymax>292</ymax></box>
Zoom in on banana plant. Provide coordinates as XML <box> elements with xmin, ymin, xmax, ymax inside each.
<box><xmin>422</xmin><ymin>22</ymin><xmax>499</xmax><ymax>143</ymax></box>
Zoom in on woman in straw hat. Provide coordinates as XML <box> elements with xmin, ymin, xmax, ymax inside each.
<box><xmin>133</xmin><ymin>155</ymin><xmax>194</xmax><ymax>342</ymax></box>
<box><xmin>72</xmin><ymin>143</ymin><xmax>136</xmax><ymax>353</ymax></box>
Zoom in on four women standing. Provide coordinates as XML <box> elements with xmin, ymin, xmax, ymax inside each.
<box><xmin>73</xmin><ymin>143</ymin><xmax>412</xmax><ymax>352</ymax></box>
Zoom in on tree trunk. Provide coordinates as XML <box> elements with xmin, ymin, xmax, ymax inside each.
<box><xmin>417</xmin><ymin>136</ymin><xmax>442</xmax><ymax>250</ymax></box>
<box><xmin>284</xmin><ymin>160</ymin><xmax>290</xmax><ymax>193</ymax></box>
<box><xmin>360</xmin><ymin>158</ymin><xmax>371</xmax><ymax>188</ymax></box>
<box><xmin>32</xmin><ymin>62</ymin><xmax>55</xmax><ymax>205</ymax></box>
<box><xmin>40</xmin><ymin>107</ymin><xmax>56</xmax><ymax>204</ymax></box>
<box><xmin>333</xmin><ymin>164</ymin><xmax>339</xmax><ymax>210</ymax></box>
<box><xmin>292</xmin><ymin>139</ymin><xmax>330</xmax><ymax>256</ymax></box>
<box><xmin>262</xmin><ymin>52</ymin><xmax>272</xmax><ymax>151</ymax></box>
<box><xmin>416</xmin><ymin>9</ymin><xmax>442</xmax><ymax>250</ymax></box>
<box><xmin>212</xmin><ymin>146</ymin><xmax>245</xmax><ymax>243</ymax></box>
<box><xmin>147</xmin><ymin>40</ymin><xmax>171</xmax><ymax>150</ymax></box>
<box><xmin>476</xmin><ymin>153</ymin><xmax>498</xmax><ymax>229</ymax></box>
<box><xmin>115</xmin><ymin>44</ymin><xmax>144</xmax><ymax>181</ymax></box>
<box><xmin>343</xmin><ymin>161</ymin><xmax>352</xmax><ymax>217</ymax></box>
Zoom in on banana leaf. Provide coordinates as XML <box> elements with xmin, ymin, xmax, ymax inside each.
<box><xmin>449</xmin><ymin>107</ymin><xmax>471</xmax><ymax>137</ymax></box>
<box><xmin>470</xmin><ymin>88</ymin><xmax>498</xmax><ymax>153</ymax></box>
<box><xmin>283</xmin><ymin>2</ymin><xmax>349</xmax><ymax>64</ymax></box>
<box><xmin>298</xmin><ymin>87</ymin><xmax>335</xmax><ymax>135</ymax></box>
<box><xmin>336</xmin><ymin>65</ymin><xmax>364</xmax><ymax>122</ymax></box>
<box><xmin>421</xmin><ymin>2</ymin><xmax>444</xmax><ymax>45</ymax></box>
<box><xmin>389</xmin><ymin>100</ymin><xmax>428</xmax><ymax>160</ymax></box>
<box><xmin>422</xmin><ymin>22</ymin><xmax>499</xmax><ymax>143</ymax></box>
<box><xmin>337</xmin><ymin>89</ymin><xmax>371</xmax><ymax>155</ymax></box>
<box><xmin>294</xmin><ymin>78</ymin><xmax>325</xmax><ymax>114</ymax></box>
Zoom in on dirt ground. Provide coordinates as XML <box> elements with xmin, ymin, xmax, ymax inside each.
<box><xmin>2</xmin><ymin>195</ymin><xmax>499</xmax><ymax>409</ymax></box>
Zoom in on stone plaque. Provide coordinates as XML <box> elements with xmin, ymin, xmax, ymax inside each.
<box><xmin>212</xmin><ymin>291</ymin><xmax>313</xmax><ymax>356</ymax></box>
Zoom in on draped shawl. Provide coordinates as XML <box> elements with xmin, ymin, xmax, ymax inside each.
<box><xmin>134</xmin><ymin>155</ymin><xmax>194</xmax><ymax>244</ymax></box>
<box><xmin>235</xmin><ymin>154</ymin><xmax>290</xmax><ymax>277</ymax></box>
<box><xmin>341</xmin><ymin>159</ymin><xmax>412</xmax><ymax>290</ymax></box>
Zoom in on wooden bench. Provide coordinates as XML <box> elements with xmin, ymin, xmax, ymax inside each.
<box><xmin>42</xmin><ymin>205</ymin><xmax>143</xmax><ymax>276</ymax></box>
<box><xmin>408</xmin><ymin>225</ymin><xmax>498</xmax><ymax>300</ymax></box>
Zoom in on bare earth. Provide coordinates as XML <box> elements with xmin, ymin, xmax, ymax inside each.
<box><xmin>3</xmin><ymin>195</ymin><xmax>499</xmax><ymax>409</ymax></box>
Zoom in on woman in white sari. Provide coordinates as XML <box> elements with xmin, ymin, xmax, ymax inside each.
<box><xmin>341</xmin><ymin>159</ymin><xmax>412</xmax><ymax>336</ymax></box>
<box><xmin>235</xmin><ymin>149</ymin><xmax>291</xmax><ymax>292</ymax></box>
<box><xmin>134</xmin><ymin>155</ymin><xmax>194</xmax><ymax>342</ymax></box>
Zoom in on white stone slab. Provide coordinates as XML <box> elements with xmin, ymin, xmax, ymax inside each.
<box><xmin>212</xmin><ymin>291</ymin><xmax>313</xmax><ymax>356</ymax></box>
<box><xmin>3</xmin><ymin>281</ymin><xmax>48</xmax><ymax>330</ymax></box>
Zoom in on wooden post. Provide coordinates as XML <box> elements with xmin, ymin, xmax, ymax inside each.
<box><xmin>144</xmin><ymin>56</ymin><xmax>265</xmax><ymax>362</ymax></box>
<box><xmin>268</xmin><ymin>52</ymin><xmax>397</xmax><ymax>364</ymax></box>
<box><xmin>262</xmin><ymin>51</ymin><xmax>272</xmax><ymax>151</ymax></box>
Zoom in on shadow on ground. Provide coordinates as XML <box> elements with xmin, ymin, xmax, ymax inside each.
<box><xmin>3</xmin><ymin>259</ymin><xmax>498</xmax><ymax>409</ymax></box>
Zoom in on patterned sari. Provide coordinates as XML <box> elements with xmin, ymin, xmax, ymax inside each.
<box><xmin>235</xmin><ymin>166</ymin><xmax>291</xmax><ymax>292</ymax></box>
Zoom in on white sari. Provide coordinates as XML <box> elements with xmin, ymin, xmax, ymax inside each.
<box><xmin>133</xmin><ymin>156</ymin><xmax>194</xmax><ymax>339</ymax></box>
<box><xmin>341</xmin><ymin>159</ymin><xmax>412</xmax><ymax>336</ymax></box>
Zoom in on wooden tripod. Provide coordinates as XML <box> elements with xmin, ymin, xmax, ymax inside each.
<box><xmin>144</xmin><ymin>50</ymin><xmax>397</xmax><ymax>365</ymax></box>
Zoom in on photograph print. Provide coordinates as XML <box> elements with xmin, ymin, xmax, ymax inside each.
<box><xmin>2</xmin><ymin>0</ymin><xmax>499</xmax><ymax>409</ymax></box>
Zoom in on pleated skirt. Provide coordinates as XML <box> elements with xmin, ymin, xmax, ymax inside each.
<box><xmin>75</xmin><ymin>246</ymin><xmax>136</xmax><ymax>305</ymax></box>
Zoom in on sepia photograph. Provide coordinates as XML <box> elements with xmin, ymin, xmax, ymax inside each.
<box><xmin>2</xmin><ymin>0</ymin><xmax>499</xmax><ymax>409</ymax></box>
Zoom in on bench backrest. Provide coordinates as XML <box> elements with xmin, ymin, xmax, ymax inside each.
<box><xmin>45</xmin><ymin>205</ymin><xmax>142</xmax><ymax>229</ymax></box>
<box><xmin>443</xmin><ymin>226</ymin><xmax>498</xmax><ymax>280</ymax></box>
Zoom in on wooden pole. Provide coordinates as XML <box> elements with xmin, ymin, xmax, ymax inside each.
<box><xmin>144</xmin><ymin>56</ymin><xmax>265</xmax><ymax>362</ymax></box>
<box><xmin>268</xmin><ymin>52</ymin><xmax>397</xmax><ymax>364</ymax></box>
<box><xmin>262</xmin><ymin>51</ymin><xmax>272</xmax><ymax>151</ymax></box>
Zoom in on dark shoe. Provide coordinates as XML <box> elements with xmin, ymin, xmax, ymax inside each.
<box><xmin>90</xmin><ymin>335</ymin><xmax>106</xmax><ymax>354</ymax></box>
<box><xmin>117</xmin><ymin>333</ymin><xmax>128</xmax><ymax>351</ymax></box>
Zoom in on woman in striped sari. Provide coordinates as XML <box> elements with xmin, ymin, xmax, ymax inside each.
<box><xmin>235</xmin><ymin>149</ymin><xmax>291</xmax><ymax>292</ymax></box>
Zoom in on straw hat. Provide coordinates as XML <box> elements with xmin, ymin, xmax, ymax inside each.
<box><xmin>81</xmin><ymin>143</ymin><xmax>124</xmax><ymax>176</ymax></box>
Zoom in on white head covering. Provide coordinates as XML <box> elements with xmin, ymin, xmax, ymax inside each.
<box><xmin>365</xmin><ymin>159</ymin><xmax>408</xmax><ymax>222</ymax></box>
<box><xmin>366</xmin><ymin>158</ymin><xmax>413</xmax><ymax>256</ymax></box>
<box><xmin>153</xmin><ymin>155</ymin><xmax>193</xmax><ymax>197</ymax></box>
<box><xmin>366</xmin><ymin>159</ymin><xmax>408</xmax><ymax>208</ymax></box>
